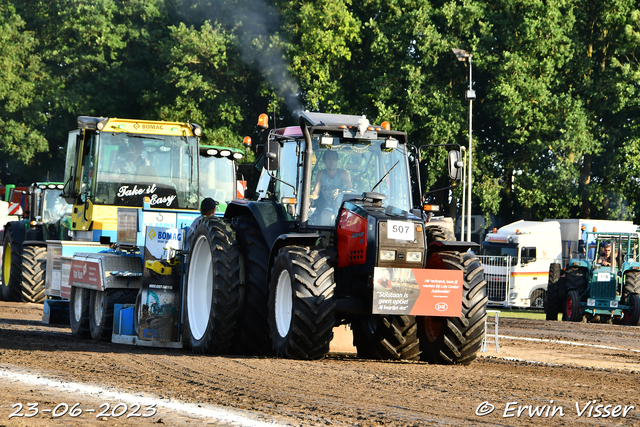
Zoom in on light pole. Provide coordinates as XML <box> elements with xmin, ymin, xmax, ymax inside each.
<box><xmin>452</xmin><ymin>48</ymin><xmax>475</xmax><ymax>242</ymax></box>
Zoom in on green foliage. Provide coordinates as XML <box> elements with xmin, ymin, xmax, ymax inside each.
<box><xmin>2</xmin><ymin>0</ymin><xmax>640</xmax><ymax>225</ymax></box>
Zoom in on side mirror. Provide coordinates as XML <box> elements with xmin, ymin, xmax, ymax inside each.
<box><xmin>264</xmin><ymin>139</ymin><xmax>281</xmax><ymax>171</ymax></box>
<box><xmin>447</xmin><ymin>150</ymin><xmax>463</xmax><ymax>181</ymax></box>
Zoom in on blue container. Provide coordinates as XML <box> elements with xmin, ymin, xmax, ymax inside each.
<box><xmin>118</xmin><ymin>306</ymin><xmax>135</xmax><ymax>335</ymax></box>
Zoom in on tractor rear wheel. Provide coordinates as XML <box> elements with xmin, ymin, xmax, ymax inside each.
<box><xmin>70</xmin><ymin>286</ymin><xmax>91</xmax><ymax>339</ymax></box>
<box><xmin>269</xmin><ymin>246</ymin><xmax>336</xmax><ymax>360</ymax></box>
<box><xmin>623</xmin><ymin>293</ymin><xmax>640</xmax><ymax>326</ymax></box>
<box><xmin>564</xmin><ymin>289</ymin><xmax>581</xmax><ymax>322</ymax></box>
<box><xmin>623</xmin><ymin>271</ymin><xmax>640</xmax><ymax>299</ymax></box>
<box><xmin>231</xmin><ymin>215</ymin><xmax>271</xmax><ymax>355</ymax></box>
<box><xmin>184</xmin><ymin>218</ymin><xmax>240</xmax><ymax>354</ymax></box>
<box><xmin>425</xmin><ymin>225</ymin><xmax>454</xmax><ymax>244</ymax></box>
<box><xmin>545</xmin><ymin>263</ymin><xmax>562</xmax><ymax>320</ymax></box>
<box><xmin>418</xmin><ymin>251</ymin><xmax>487</xmax><ymax>365</ymax></box>
<box><xmin>89</xmin><ymin>288</ymin><xmax>137</xmax><ymax>341</ymax></box>
<box><xmin>2</xmin><ymin>228</ymin><xmax>22</xmax><ymax>302</ymax></box>
<box><xmin>21</xmin><ymin>244</ymin><xmax>47</xmax><ymax>303</ymax></box>
<box><xmin>351</xmin><ymin>315</ymin><xmax>420</xmax><ymax>360</ymax></box>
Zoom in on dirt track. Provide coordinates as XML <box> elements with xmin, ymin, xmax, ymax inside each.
<box><xmin>0</xmin><ymin>302</ymin><xmax>639</xmax><ymax>426</ymax></box>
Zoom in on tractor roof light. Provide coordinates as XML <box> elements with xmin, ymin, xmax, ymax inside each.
<box><xmin>220</xmin><ymin>150</ymin><xmax>231</xmax><ymax>157</ymax></box>
<box><xmin>190</xmin><ymin>123</ymin><xmax>202</xmax><ymax>136</ymax></box>
<box><xmin>593</xmin><ymin>227</ymin><xmax>597</xmax><ymax>232</ymax></box>
<box><xmin>257</xmin><ymin>113</ymin><xmax>269</xmax><ymax>129</ymax></box>
<box><xmin>77</xmin><ymin>116</ymin><xmax>109</xmax><ymax>130</ymax></box>
<box><xmin>381</xmin><ymin>121</ymin><xmax>391</xmax><ymax>131</ymax></box>
<box><xmin>243</xmin><ymin>136</ymin><xmax>252</xmax><ymax>150</ymax></box>
<box><xmin>383</xmin><ymin>137</ymin><xmax>398</xmax><ymax>150</ymax></box>
<box><xmin>320</xmin><ymin>135</ymin><xmax>334</xmax><ymax>146</ymax></box>
<box><xmin>206</xmin><ymin>149</ymin><xmax>218</xmax><ymax>156</ymax></box>
<box><xmin>233</xmin><ymin>152</ymin><xmax>244</xmax><ymax>160</ymax></box>
<box><xmin>423</xmin><ymin>204</ymin><xmax>440</xmax><ymax>212</ymax></box>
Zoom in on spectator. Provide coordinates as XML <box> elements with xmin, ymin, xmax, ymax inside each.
<box><xmin>185</xmin><ymin>197</ymin><xmax>218</xmax><ymax>252</ymax></box>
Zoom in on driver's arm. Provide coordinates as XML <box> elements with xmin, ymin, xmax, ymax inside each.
<box><xmin>311</xmin><ymin>171</ymin><xmax>323</xmax><ymax>199</ymax></box>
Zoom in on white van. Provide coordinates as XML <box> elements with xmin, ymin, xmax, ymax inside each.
<box><xmin>479</xmin><ymin>220</ymin><xmax>562</xmax><ymax>308</ymax></box>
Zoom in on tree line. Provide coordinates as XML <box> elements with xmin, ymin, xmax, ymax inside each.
<box><xmin>1</xmin><ymin>0</ymin><xmax>639</xmax><ymax>227</ymax></box>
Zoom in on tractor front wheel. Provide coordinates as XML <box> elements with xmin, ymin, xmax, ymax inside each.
<box><xmin>21</xmin><ymin>244</ymin><xmax>47</xmax><ymax>303</ymax></box>
<box><xmin>418</xmin><ymin>251</ymin><xmax>487</xmax><ymax>365</ymax></box>
<box><xmin>351</xmin><ymin>315</ymin><xmax>420</xmax><ymax>361</ymax></box>
<box><xmin>2</xmin><ymin>227</ymin><xmax>22</xmax><ymax>302</ymax></box>
<box><xmin>269</xmin><ymin>246</ymin><xmax>336</xmax><ymax>360</ymax></box>
<box><xmin>70</xmin><ymin>286</ymin><xmax>91</xmax><ymax>339</ymax></box>
<box><xmin>184</xmin><ymin>218</ymin><xmax>241</xmax><ymax>354</ymax></box>
<box><xmin>564</xmin><ymin>289</ymin><xmax>582</xmax><ymax>322</ymax></box>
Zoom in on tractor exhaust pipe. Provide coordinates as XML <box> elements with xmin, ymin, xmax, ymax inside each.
<box><xmin>299</xmin><ymin>116</ymin><xmax>313</xmax><ymax>228</ymax></box>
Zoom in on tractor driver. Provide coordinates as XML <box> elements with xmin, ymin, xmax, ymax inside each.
<box><xmin>310</xmin><ymin>150</ymin><xmax>352</xmax><ymax>224</ymax></box>
<box><xmin>598</xmin><ymin>243</ymin><xmax>612</xmax><ymax>267</ymax></box>
<box><xmin>116</xmin><ymin>139</ymin><xmax>150</xmax><ymax>175</ymax></box>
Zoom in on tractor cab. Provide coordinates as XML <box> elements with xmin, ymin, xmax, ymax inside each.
<box><xmin>26</xmin><ymin>182</ymin><xmax>73</xmax><ymax>241</ymax></box>
<box><xmin>254</xmin><ymin>111</ymin><xmax>423</xmax><ymax>228</ymax></box>
<box><xmin>198</xmin><ymin>145</ymin><xmax>245</xmax><ymax>214</ymax></box>
<box><xmin>61</xmin><ymin>116</ymin><xmax>201</xmax><ymax>241</ymax></box>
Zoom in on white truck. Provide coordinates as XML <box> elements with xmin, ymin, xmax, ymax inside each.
<box><xmin>480</xmin><ymin>220</ymin><xmax>563</xmax><ymax>308</ymax></box>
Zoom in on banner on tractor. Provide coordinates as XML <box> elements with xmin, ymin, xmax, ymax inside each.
<box><xmin>372</xmin><ymin>267</ymin><xmax>463</xmax><ymax>317</ymax></box>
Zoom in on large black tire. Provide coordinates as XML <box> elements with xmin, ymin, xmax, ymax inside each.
<box><xmin>2</xmin><ymin>227</ymin><xmax>22</xmax><ymax>302</ymax></box>
<box><xmin>89</xmin><ymin>288</ymin><xmax>137</xmax><ymax>341</ymax></box>
<box><xmin>529</xmin><ymin>289</ymin><xmax>545</xmax><ymax>309</ymax></box>
<box><xmin>21</xmin><ymin>245</ymin><xmax>47</xmax><ymax>303</ymax></box>
<box><xmin>623</xmin><ymin>271</ymin><xmax>640</xmax><ymax>299</ymax></box>
<box><xmin>564</xmin><ymin>289</ymin><xmax>582</xmax><ymax>322</ymax></box>
<box><xmin>623</xmin><ymin>293</ymin><xmax>640</xmax><ymax>326</ymax></box>
<box><xmin>269</xmin><ymin>246</ymin><xmax>336</xmax><ymax>360</ymax></box>
<box><xmin>351</xmin><ymin>315</ymin><xmax>420</xmax><ymax>360</ymax></box>
<box><xmin>70</xmin><ymin>286</ymin><xmax>91</xmax><ymax>339</ymax></box>
<box><xmin>418</xmin><ymin>251</ymin><xmax>487</xmax><ymax>365</ymax></box>
<box><xmin>425</xmin><ymin>225</ymin><xmax>454</xmax><ymax>245</ymax></box>
<box><xmin>184</xmin><ymin>218</ymin><xmax>241</xmax><ymax>354</ymax></box>
<box><xmin>231</xmin><ymin>215</ymin><xmax>271</xmax><ymax>355</ymax></box>
<box><xmin>545</xmin><ymin>263</ymin><xmax>562</xmax><ymax>320</ymax></box>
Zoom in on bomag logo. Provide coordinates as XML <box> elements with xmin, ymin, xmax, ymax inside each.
<box><xmin>141</xmin><ymin>124</ymin><xmax>164</xmax><ymax>130</ymax></box>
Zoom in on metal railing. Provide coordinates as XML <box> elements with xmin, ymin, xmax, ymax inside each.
<box><xmin>478</xmin><ymin>255</ymin><xmax>513</xmax><ymax>306</ymax></box>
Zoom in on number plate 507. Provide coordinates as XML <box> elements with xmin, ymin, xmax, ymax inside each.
<box><xmin>387</xmin><ymin>221</ymin><xmax>414</xmax><ymax>241</ymax></box>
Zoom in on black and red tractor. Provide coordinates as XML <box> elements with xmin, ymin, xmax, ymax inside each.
<box><xmin>183</xmin><ymin>112</ymin><xmax>487</xmax><ymax>363</ymax></box>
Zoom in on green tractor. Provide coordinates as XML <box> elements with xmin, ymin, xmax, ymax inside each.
<box><xmin>1</xmin><ymin>182</ymin><xmax>72</xmax><ymax>303</ymax></box>
<box><xmin>546</xmin><ymin>230</ymin><xmax>640</xmax><ymax>324</ymax></box>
